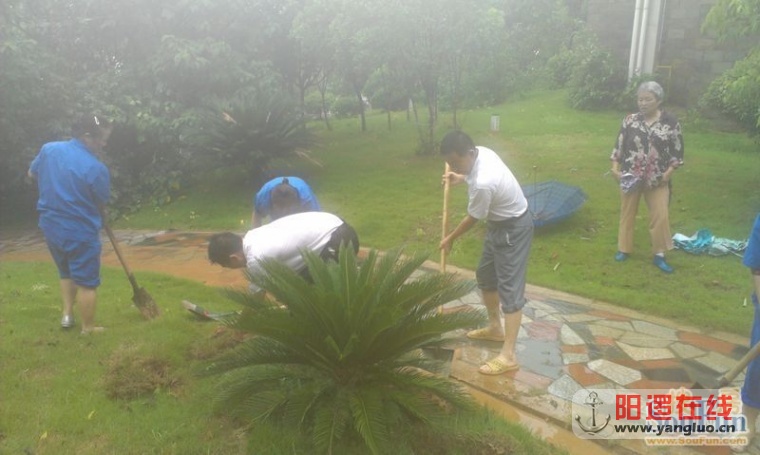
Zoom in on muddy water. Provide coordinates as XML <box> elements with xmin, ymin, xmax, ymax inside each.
<box><xmin>2</xmin><ymin>241</ymin><xmax>249</xmax><ymax>289</ymax></box>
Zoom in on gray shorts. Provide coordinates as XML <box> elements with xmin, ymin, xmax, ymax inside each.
<box><xmin>476</xmin><ymin>212</ymin><xmax>534</xmax><ymax>314</ymax></box>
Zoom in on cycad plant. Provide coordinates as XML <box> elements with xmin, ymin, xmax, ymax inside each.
<box><xmin>196</xmin><ymin>92</ymin><xmax>316</xmax><ymax>180</ymax></box>
<box><xmin>205</xmin><ymin>248</ymin><xmax>485</xmax><ymax>454</ymax></box>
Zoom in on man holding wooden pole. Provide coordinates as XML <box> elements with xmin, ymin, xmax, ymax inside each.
<box><xmin>439</xmin><ymin>130</ymin><xmax>533</xmax><ymax>375</ymax></box>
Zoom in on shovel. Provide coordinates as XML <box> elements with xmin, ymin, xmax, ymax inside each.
<box><xmin>691</xmin><ymin>340</ymin><xmax>760</xmax><ymax>389</ymax></box>
<box><xmin>441</xmin><ymin>163</ymin><xmax>451</xmax><ymax>273</ymax></box>
<box><xmin>437</xmin><ymin>163</ymin><xmax>452</xmax><ymax>319</ymax></box>
<box><xmin>431</xmin><ymin>163</ymin><xmax>456</xmax><ymax>373</ymax></box>
<box><xmin>101</xmin><ymin>213</ymin><xmax>160</xmax><ymax>320</ymax></box>
<box><xmin>181</xmin><ymin>300</ymin><xmax>238</xmax><ymax>322</ymax></box>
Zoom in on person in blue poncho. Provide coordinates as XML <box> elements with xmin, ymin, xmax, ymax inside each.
<box><xmin>251</xmin><ymin>176</ymin><xmax>320</xmax><ymax>227</ymax></box>
<box><xmin>28</xmin><ymin>114</ymin><xmax>113</xmax><ymax>334</ymax></box>
<box><xmin>734</xmin><ymin>214</ymin><xmax>760</xmax><ymax>452</ymax></box>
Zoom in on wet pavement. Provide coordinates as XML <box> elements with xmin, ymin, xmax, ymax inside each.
<box><xmin>1</xmin><ymin>228</ymin><xmax>756</xmax><ymax>455</ymax></box>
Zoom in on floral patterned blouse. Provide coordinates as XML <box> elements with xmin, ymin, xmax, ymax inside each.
<box><xmin>610</xmin><ymin>110</ymin><xmax>684</xmax><ymax>190</ymax></box>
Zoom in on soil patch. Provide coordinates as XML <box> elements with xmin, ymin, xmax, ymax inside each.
<box><xmin>103</xmin><ymin>344</ymin><xmax>181</xmax><ymax>400</ymax></box>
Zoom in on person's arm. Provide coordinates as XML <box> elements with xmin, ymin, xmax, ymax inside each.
<box><xmin>746</xmin><ymin>215</ymin><xmax>760</xmax><ymax>299</ymax></box>
<box><xmin>28</xmin><ymin>152</ymin><xmax>41</xmax><ymax>181</ymax></box>
<box><xmin>252</xmin><ymin>187</ymin><xmax>270</xmax><ymax>227</ymax></box>
<box><xmin>298</xmin><ymin>183</ymin><xmax>321</xmax><ymax>211</ymax></box>
<box><xmin>306</xmin><ymin>194</ymin><xmax>321</xmax><ymax>211</ymax></box>
<box><xmin>663</xmin><ymin>121</ymin><xmax>685</xmax><ymax>182</ymax></box>
<box><xmin>753</xmin><ymin>269</ymin><xmax>760</xmax><ymax>300</ymax></box>
<box><xmin>92</xmin><ymin>166</ymin><xmax>111</xmax><ymax>207</ymax></box>
<box><xmin>610</xmin><ymin>161</ymin><xmax>621</xmax><ymax>181</ymax></box>
<box><xmin>439</xmin><ymin>215</ymin><xmax>479</xmax><ymax>253</ymax></box>
<box><xmin>610</xmin><ymin>117</ymin><xmax>629</xmax><ymax>181</ymax></box>
<box><xmin>251</xmin><ymin>211</ymin><xmax>263</xmax><ymax>228</ymax></box>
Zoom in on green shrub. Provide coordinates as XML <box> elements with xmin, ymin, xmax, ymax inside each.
<box><xmin>304</xmin><ymin>91</ymin><xmax>336</xmax><ymax>119</ymax></box>
<box><xmin>545</xmin><ymin>46</ymin><xmax>577</xmax><ymax>88</ymax></box>
<box><xmin>331</xmin><ymin>95</ymin><xmax>363</xmax><ymax>118</ymax></box>
<box><xmin>700</xmin><ymin>49</ymin><xmax>760</xmax><ymax>135</ymax></box>
<box><xmin>548</xmin><ymin>29</ymin><xmax>627</xmax><ymax>110</ymax></box>
<box><xmin>206</xmin><ymin>249</ymin><xmax>485</xmax><ymax>454</ymax></box>
<box><xmin>104</xmin><ymin>123</ymin><xmax>184</xmax><ymax>217</ymax></box>
<box><xmin>567</xmin><ymin>47</ymin><xmax>627</xmax><ymax>110</ymax></box>
<box><xmin>194</xmin><ymin>92</ymin><xmax>315</xmax><ymax>181</ymax></box>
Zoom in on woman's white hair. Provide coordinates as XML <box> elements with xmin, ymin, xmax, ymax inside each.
<box><xmin>637</xmin><ymin>81</ymin><xmax>664</xmax><ymax>101</ymax></box>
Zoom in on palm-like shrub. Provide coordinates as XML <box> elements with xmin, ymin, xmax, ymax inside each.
<box><xmin>206</xmin><ymin>248</ymin><xmax>485</xmax><ymax>454</ymax></box>
<box><xmin>196</xmin><ymin>92</ymin><xmax>315</xmax><ymax>180</ymax></box>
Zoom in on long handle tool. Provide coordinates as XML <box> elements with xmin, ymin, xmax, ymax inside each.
<box><xmin>101</xmin><ymin>215</ymin><xmax>160</xmax><ymax>320</ymax></box>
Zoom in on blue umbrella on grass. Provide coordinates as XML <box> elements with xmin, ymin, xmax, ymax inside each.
<box><xmin>521</xmin><ymin>180</ymin><xmax>587</xmax><ymax>227</ymax></box>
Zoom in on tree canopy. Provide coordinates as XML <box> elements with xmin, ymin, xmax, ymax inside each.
<box><xmin>701</xmin><ymin>0</ymin><xmax>760</xmax><ymax>134</ymax></box>
<box><xmin>2</xmin><ymin>0</ymin><xmax>755</xmax><ymax>217</ymax></box>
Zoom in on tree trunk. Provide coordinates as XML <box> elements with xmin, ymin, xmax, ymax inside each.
<box><xmin>318</xmin><ymin>75</ymin><xmax>331</xmax><ymax>131</ymax></box>
<box><xmin>450</xmin><ymin>55</ymin><xmax>462</xmax><ymax>129</ymax></box>
<box><xmin>354</xmin><ymin>86</ymin><xmax>366</xmax><ymax>132</ymax></box>
<box><xmin>423</xmin><ymin>78</ymin><xmax>438</xmax><ymax>155</ymax></box>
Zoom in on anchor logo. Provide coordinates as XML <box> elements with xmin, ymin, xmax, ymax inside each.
<box><xmin>574</xmin><ymin>391</ymin><xmax>611</xmax><ymax>435</ymax></box>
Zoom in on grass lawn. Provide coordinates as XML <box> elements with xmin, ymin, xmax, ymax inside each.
<box><xmin>112</xmin><ymin>90</ymin><xmax>760</xmax><ymax>336</ymax></box>
<box><xmin>0</xmin><ymin>261</ymin><xmax>568</xmax><ymax>455</ymax></box>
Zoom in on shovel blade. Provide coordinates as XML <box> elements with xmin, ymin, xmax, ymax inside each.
<box><xmin>133</xmin><ymin>287</ymin><xmax>160</xmax><ymax>320</ymax></box>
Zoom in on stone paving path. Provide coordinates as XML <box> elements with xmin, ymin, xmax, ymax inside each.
<box><xmin>1</xmin><ymin>228</ymin><xmax>756</xmax><ymax>455</ymax></box>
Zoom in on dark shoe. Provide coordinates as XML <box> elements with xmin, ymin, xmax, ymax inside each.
<box><xmin>614</xmin><ymin>251</ymin><xmax>629</xmax><ymax>262</ymax></box>
<box><xmin>61</xmin><ymin>315</ymin><xmax>75</xmax><ymax>329</ymax></box>
<box><xmin>653</xmin><ymin>256</ymin><xmax>673</xmax><ymax>273</ymax></box>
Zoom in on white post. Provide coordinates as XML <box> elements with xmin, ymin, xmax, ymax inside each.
<box><xmin>490</xmin><ymin>114</ymin><xmax>500</xmax><ymax>132</ymax></box>
<box><xmin>628</xmin><ymin>0</ymin><xmax>644</xmax><ymax>80</ymax></box>
<box><xmin>635</xmin><ymin>0</ymin><xmax>652</xmax><ymax>76</ymax></box>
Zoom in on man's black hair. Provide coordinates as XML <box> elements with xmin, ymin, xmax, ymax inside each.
<box><xmin>72</xmin><ymin>114</ymin><xmax>113</xmax><ymax>139</ymax></box>
<box><xmin>271</xmin><ymin>178</ymin><xmax>302</xmax><ymax>218</ymax></box>
<box><xmin>440</xmin><ymin>130</ymin><xmax>475</xmax><ymax>156</ymax></box>
<box><xmin>207</xmin><ymin>232</ymin><xmax>243</xmax><ymax>265</ymax></box>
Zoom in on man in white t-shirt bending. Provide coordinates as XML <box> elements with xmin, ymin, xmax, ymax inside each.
<box><xmin>439</xmin><ymin>130</ymin><xmax>534</xmax><ymax>376</ymax></box>
<box><xmin>208</xmin><ymin>212</ymin><xmax>359</xmax><ymax>286</ymax></box>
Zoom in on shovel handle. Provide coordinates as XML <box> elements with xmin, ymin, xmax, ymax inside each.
<box><xmin>100</xmin><ymin>209</ymin><xmax>140</xmax><ymax>291</ymax></box>
<box><xmin>719</xmin><ymin>338</ymin><xmax>760</xmax><ymax>387</ymax></box>
<box><xmin>441</xmin><ymin>163</ymin><xmax>451</xmax><ymax>272</ymax></box>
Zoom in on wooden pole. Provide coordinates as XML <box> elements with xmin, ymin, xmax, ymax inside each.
<box><xmin>441</xmin><ymin>163</ymin><xmax>451</xmax><ymax>272</ymax></box>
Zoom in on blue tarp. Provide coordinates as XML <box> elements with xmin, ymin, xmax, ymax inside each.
<box><xmin>522</xmin><ymin>181</ymin><xmax>587</xmax><ymax>227</ymax></box>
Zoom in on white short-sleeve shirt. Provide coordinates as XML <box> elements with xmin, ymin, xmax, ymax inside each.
<box><xmin>465</xmin><ymin>146</ymin><xmax>528</xmax><ymax>221</ymax></box>
<box><xmin>243</xmin><ymin>211</ymin><xmax>343</xmax><ymax>278</ymax></box>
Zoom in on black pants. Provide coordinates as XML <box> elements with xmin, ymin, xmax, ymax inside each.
<box><xmin>319</xmin><ymin>222</ymin><xmax>360</xmax><ymax>262</ymax></box>
<box><xmin>298</xmin><ymin>222</ymin><xmax>360</xmax><ymax>281</ymax></box>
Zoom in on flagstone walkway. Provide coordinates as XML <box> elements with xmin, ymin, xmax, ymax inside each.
<box><xmin>1</xmin><ymin>228</ymin><xmax>756</xmax><ymax>455</ymax></box>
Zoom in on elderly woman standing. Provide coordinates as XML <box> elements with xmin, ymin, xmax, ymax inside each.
<box><xmin>610</xmin><ymin>81</ymin><xmax>684</xmax><ymax>273</ymax></box>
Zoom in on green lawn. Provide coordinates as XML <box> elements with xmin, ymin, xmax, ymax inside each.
<box><xmin>0</xmin><ymin>262</ymin><xmax>568</xmax><ymax>455</ymax></box>
<box><xmin>114</xmin><ymin>90</ymin><xmax>760</xmax><ymax>336</ymax></box>
<box><xmin>4</xmin><ymin>89</ymin><xmax>756</xmax><ymax>453</ymax></box>
<box><xmin>0</xmin><ymin>262</ymin><xmax>245</xmax><ymax>454</ymax></box>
